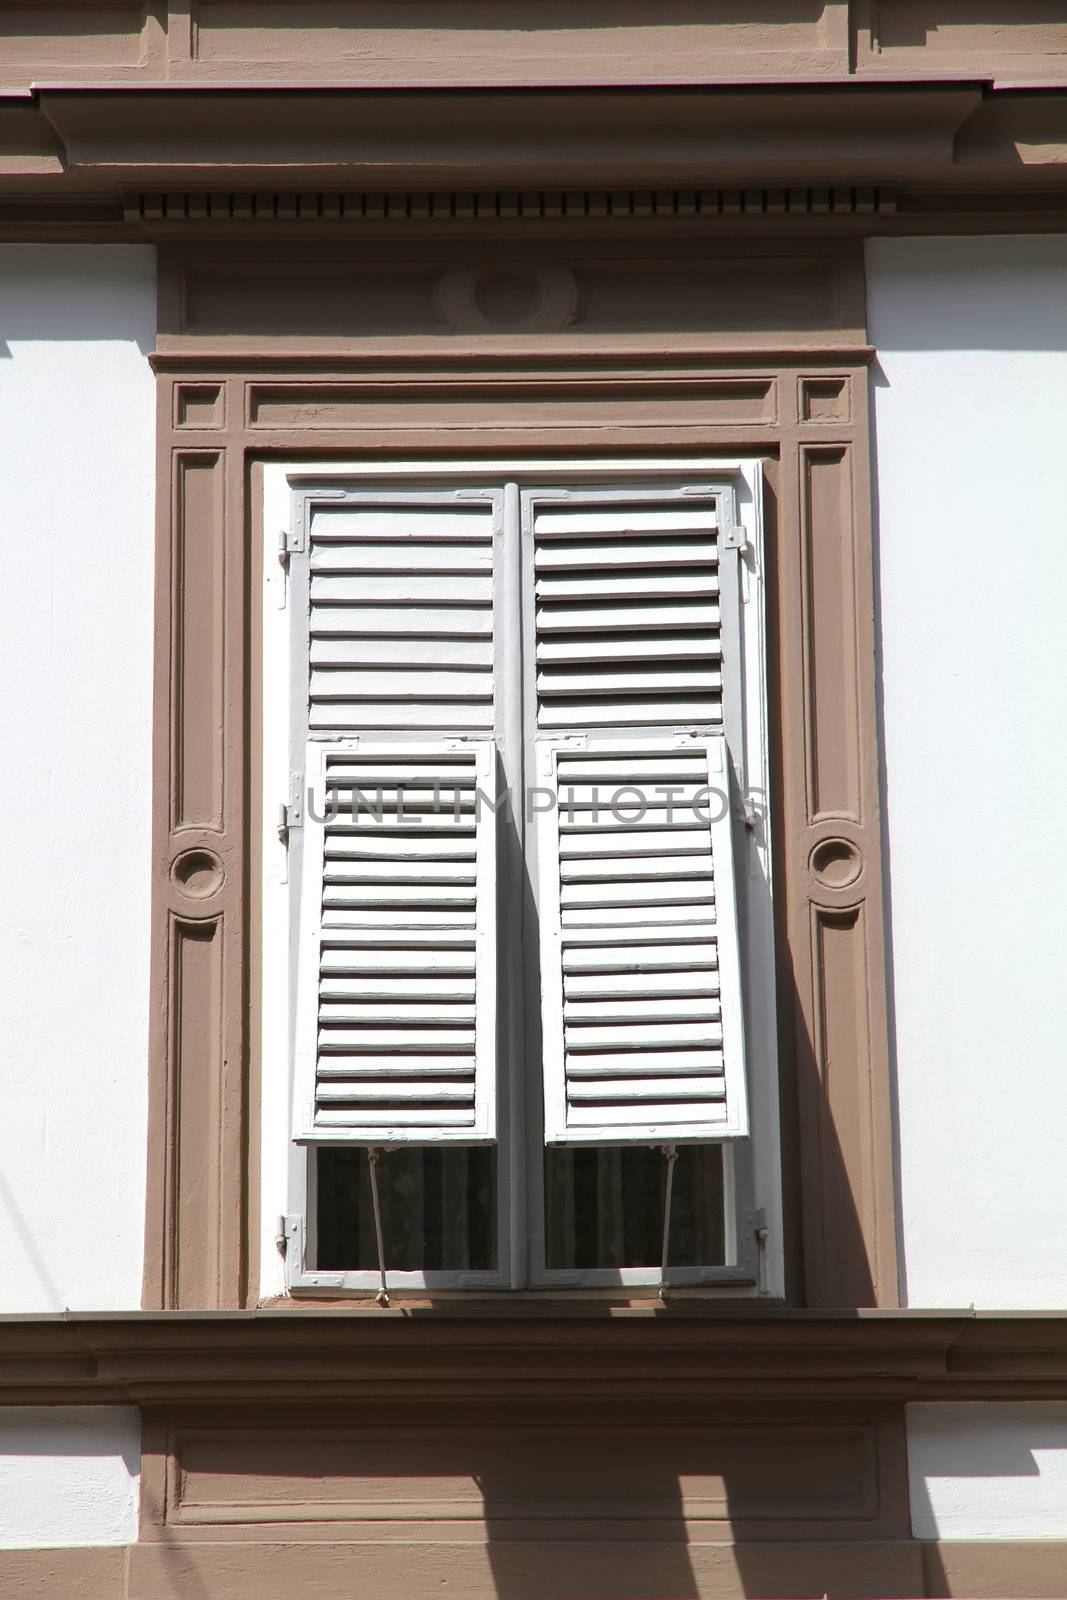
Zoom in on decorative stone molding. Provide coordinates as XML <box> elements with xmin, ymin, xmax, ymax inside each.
<box><xmin>3</xmin><ymin>1312</ymin><xmax>1067</xmax><ymax>1406</ymax></box>
<box><xmin>124</xmin><ymin>186</ymin><xmax>897</xmax><ymax>229</ymax></box>
<box><xmin>143</xmin><ymin>233</ymin><xmax>895</xmax><ymax>1312</ymax></box>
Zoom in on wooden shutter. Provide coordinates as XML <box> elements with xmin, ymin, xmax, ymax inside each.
<box><xmin>293</xmin><ymin>740</ymin><xmax>497</xmax><ymax>1144</ymax></box>
<box><xmin>531</xmin><ymin>494</ymin><xmax>724</xmax><ymax>731</ymax></box>
<box><xmin>535</xmin><ymin>735</ymin><xmax>748</xmax><ymax>1144</ymax></box>
<box><xmin>291</xmin><ymin>488</ymin><xmax>499</xmax><ymax>1145</ymax></box>
<box><xmin>303</xmin><ymin>494</ymin><xmax>496</xmax><ymax>732</ymax></box>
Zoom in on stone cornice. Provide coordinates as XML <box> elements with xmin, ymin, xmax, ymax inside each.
<box><xmin>0</xmin><ymin>82</ymin><xmax>1065</xmax><ymax>230</ymax></box>
<box><xmin>4</xmin><ymin>1310</ymin><xmax>1067</xmax><ymax>1406</ymax></box>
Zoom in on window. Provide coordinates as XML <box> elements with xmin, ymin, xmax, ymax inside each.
<box><xmin>262</xmin><ymin>461</ymin><xmax>779</xmax><ymax>1295</ymax></box>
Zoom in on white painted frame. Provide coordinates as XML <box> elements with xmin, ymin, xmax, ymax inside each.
<box><xmin>259</xmin><ymin>458</ymin><xmax>780</xmax><ymax>1300</ymax></box>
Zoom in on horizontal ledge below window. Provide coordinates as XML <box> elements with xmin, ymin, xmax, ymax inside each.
<box><xmin>4</xmin><ymin>1309</ymin><xmax>1067</xmax><ymax>1406</ymax></box>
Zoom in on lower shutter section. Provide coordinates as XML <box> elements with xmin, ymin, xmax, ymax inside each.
<box><xmin>535</xmin><ymin>736</ymin><xmax>748</xmax><ymax>1145</ymax></box>
<box><xmin>294</xmin><ymin>740</ymin><xmax>497</xmax><ymax>1145</ymax></box>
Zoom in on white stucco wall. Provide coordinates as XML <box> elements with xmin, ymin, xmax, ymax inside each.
<box><xmin>867</xmin><ymin>236</ymin><xmax>1067</xmax><ymax>1309</ymax></box>
<box><xmin>0</xmin><ymin>1408</ymin><xmax>139</xmax><ymax>1549</ymax></box>
<box><xmin>0</xmin><ymin>245</ymin><xmax>156</xmax><ymax>1311</ymax></box>
<box><xmin>908</xmin><ymin>1402</ymin><xmax>1067</xmax><ymax>1539</ymax></box>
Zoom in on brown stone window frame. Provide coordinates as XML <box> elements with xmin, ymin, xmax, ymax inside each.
<box><xmin>143</xmin><ymin>239</ymin><xmax>897</xmax><ymax>1311</ymax></box>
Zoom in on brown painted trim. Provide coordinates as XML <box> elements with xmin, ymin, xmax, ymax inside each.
<box><xmin>146</xmin><ymin>240</ymin><xmax>897</xmax><ymax>1309</ymax></box>
<box><xmin>5</xmin><ymin>81</ymin><xmax>1067</xmax><ymax>200</ymax></box>
<box><xmin>3</xmin><ymin>1535</ymin><xmax>1067</xmax><ymax>1600</ymax></box>
<box><xmin>3</xmin><ymin>0</ymin><xmax>1067</xmax><ymax>100</ymax></box>
<box><xmin>123</xmin><ymin>185</ymin><xmax>898</xmax><ymax>232</ymax></box>
<box><xmin>5</xmin><ymin>1311</ymin><xmax>1067</xmax><ymax>1406</ymax></box>
<box><xmin>143</xmin><ymin>383</ymin><xmax>249</xmax><ymax>1311</ymax></box>
<box><xmin>924</xmin><ymin>1542</ymin><xmax>1067</xmax><ymax>1599</ymax></box>
<box><xmin>10</xmin><ymin>194</ymin><xmax>1067</xmax><ymax>245</ymax></box>
<box><xmin>776</xmin><ymin>373</ymin><xmax>899</xmax><ymax>1308</ymax></box>
<box><xmin>139</xmin><ymin>1398</ymin><xmax>910</xmax><ymax>1543</ymax></box>
<box><xmin>0</xmin><ymin>1547</ymin><xmax>127</xmax><ymax>1600</ymax></box>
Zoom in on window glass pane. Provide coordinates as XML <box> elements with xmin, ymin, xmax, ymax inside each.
<box><xmin>544</xmin><ymin>1144</ymin><xmax>725</xmax><ymax>1270</ymax></box>
<box><xmin>316</xmin><ymin>1147</ymin><xmax>497</xmax><ymax>1272</ymax></box>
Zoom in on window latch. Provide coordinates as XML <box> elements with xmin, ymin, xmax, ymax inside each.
<box><xmin>723</xmin><ymin>520</ymin><xmax>752</xmax><ymax>560</ymax></box>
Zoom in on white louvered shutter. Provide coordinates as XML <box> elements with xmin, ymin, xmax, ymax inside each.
<box><xmin>531</xmin><ymin>495</ymin><xmax>725</xmax><ymax>731</ymax></box>
<box><xmin>535</xmin><ymin>736</ymin><xmax>747</xmax><ymax>1144</ymax></box>
<box><xmin>303</xmin><ymin>494</ymin><xmax>496</xmax><ymax>732</ymax></box>
<box><xmin>527</xmin><ymin>483</ymin><xmax>748</xmax><ymax>1145</ymax></box>
<box><xmin>294</xmin><ymin>740</ymin><xmax>497</xmax><ymax>1144</ymax></box>
<box><xmin>291</xmin><ymin>489</ymin><xmax>500</xmax><ymax>1146</ymax></box>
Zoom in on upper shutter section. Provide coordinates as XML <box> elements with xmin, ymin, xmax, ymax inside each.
<box><xmin>294</xmin><ymin>740</ymin><xmax>497</xmax><ymax>1145</ymax></box>
<box><xmin>536</xmin><ymin>735</ymin><xmax>748</xmax><ymax>1145</ymax></box>
<box><xmin>303</xmin><ymin>492</ymin><xmax>498</xmax><ymax>734</ymax></box>
<box><xmin>529</xmin><ymin>491</ymin><xmax>724</xmax><ymax>731</ymax></box>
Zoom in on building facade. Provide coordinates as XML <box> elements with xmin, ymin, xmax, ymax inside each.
<box><xmin>2</xmin><ymin>4</ymin><xmax>1067</xmax><ymax>1595</ymax></box>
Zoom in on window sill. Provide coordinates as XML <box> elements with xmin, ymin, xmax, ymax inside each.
<box><xmin>0</xmin><ymin>1309</ymin><xmax>1065</xmax><ymax>1407</ymax></box>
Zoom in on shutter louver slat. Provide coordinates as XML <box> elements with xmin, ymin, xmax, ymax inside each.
<box><xmin>307</xmin><ymin>500</ymin><xmax>495</xmax><ymax>733</ymax></box>
<box><xmin>533</xmin><ymin>497</ymin><xmax>723</xmax><ymax>732</ymax></box>
<box><xmin>294</xmin><ymin>741</ymin><xmax>496</xmax><ymax>1145</ymax></box>
<box><xmin>537</xmin><ymin>737</ymin><xmax>747</xmax><ymax>1145</ymax></box>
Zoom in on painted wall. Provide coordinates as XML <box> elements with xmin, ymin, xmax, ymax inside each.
<box><xmin>0</xmin><ymin>246</ymin><xmax>156</xmax><ymax>1311</ymax></box>
<box><xmin>908</xmin><ymin>1402</ymin><xmax>1067</xmax><ymax>1539</ymax></box>
<box><xmin>0</xmin><ymin>1408</ymin><xmax>139</xmax><ymax>1548</ymax></box>
<box><xmin>867</xmin><ymin>237</ymin><xmax>1067</xmax><ymax>1309</ymax></box>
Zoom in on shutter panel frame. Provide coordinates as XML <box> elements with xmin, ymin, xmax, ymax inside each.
<box><xmin>536</xmin><ymin>733</ymin><xmax>749</xmax><ymax>1146</ymax></box>
<box><xmin>294</xmin><ymin>490</ymin><xmax>500</xmax><ymax>737</ymax></box>
<box><xmin>293</xmin><ymin>737</ymin><xmax>498</xmax><ymax>1147</ymax></box>
<box><xmin>526</xmin><ymin>486</ymin><xmax>731</xmax><ymax>737</ymax></box>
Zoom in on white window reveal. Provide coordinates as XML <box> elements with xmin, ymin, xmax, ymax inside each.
<box><xmin>263</xmin><ymin>462</ymin><xmax>778</xmax><ymax>1297</ymax></box>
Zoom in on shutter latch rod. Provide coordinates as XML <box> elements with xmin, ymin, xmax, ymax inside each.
<box><xmin>367</xmin><ymin>1147</ymin><xmax>390</xmax><ymax>1306</ymax></box>
<box><xmin>658</xmin><ymin>1143</ymin><xmax>679</xmax><ymax>1302</ymax></box>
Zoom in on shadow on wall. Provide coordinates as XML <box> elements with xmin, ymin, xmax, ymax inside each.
<box><xmin>0</xmin><ymin>1169</ymin><xmax>68</xmax><ymax>1313</ymax></box>
<box><xmin>865</xmin><ymin>361</ymin><xmax>908</xmax><ymax>1310</ymax></box>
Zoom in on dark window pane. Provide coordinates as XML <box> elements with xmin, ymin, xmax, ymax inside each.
<box><xmin>545</xmin><ymin>1144</ymin><xmax>725</xmax><ymax>1270</ymax></box>
<box><xmin>316</xmin><ymin>1147</ymin><xmax>497</xmax><ymax>1273</ymax></box>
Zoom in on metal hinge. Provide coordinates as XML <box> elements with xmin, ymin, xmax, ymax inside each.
<box><xmin>751</xmin><ymin>1207</ymin><xmax>769</xmax><ymax>1294</ymax></box>
<box><xmin>277</xmin><ymin>772</ymin><xmax>304</xmax><ymax>847</ymax></box>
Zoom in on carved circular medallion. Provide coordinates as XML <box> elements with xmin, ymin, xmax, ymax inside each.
<box><xmin>434</xmin><ymin>264</ymin><xmax>578</xmax><ymax>332</ymax></box>
<box><xmin>171</xmin><ymin>847</ymin><xmax>225</xmax><ymax>899</ymax></box>
<box><xmin>809</xmin><ymin>836</ymin><xmax>863</xmax><ymax>890</ymax></box>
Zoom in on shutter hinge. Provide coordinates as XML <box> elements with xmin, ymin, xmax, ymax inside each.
<box><xmin>752</xmin><ymin>1207</ymin><xmax>769</xmax><ymax>1294</ymax></box>
<box><xmin>277</xmin><ymin>772</ymin><xmax>304</xmax><ymax>846</ymax></box>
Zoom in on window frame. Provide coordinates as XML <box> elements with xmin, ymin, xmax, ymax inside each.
<box><xmin>146</xmin><ymin>314</ymin><xmax>900</xmax><ymax>1315</ymax></box>
<box><xmin>260</xmin><ymin>457</ymin><xmax>781</xmax><ymax>1298</ymax></box>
